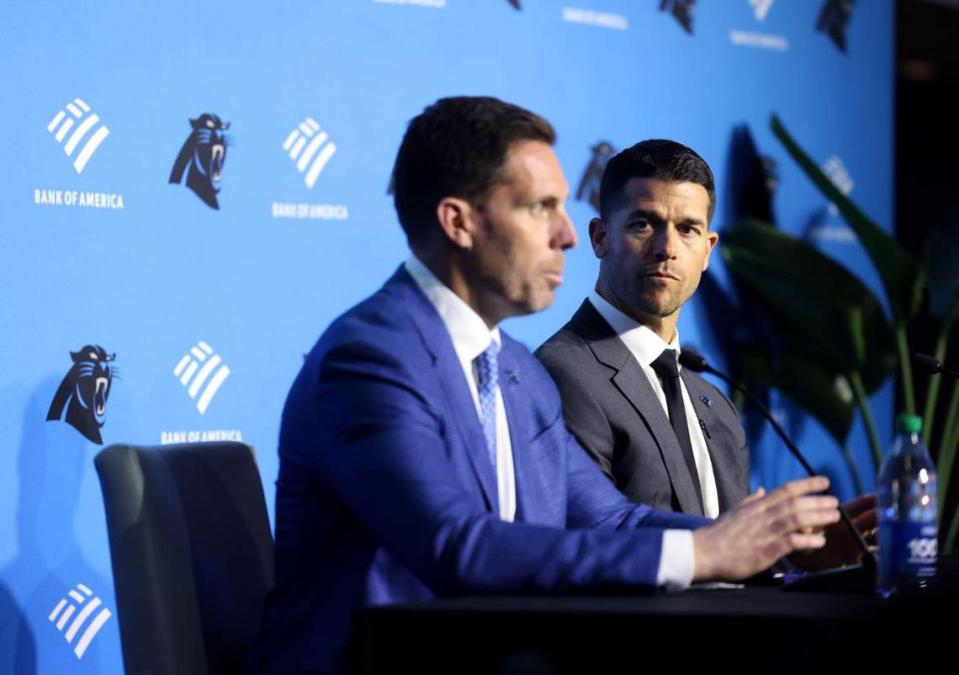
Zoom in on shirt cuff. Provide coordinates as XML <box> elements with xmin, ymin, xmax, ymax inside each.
<box><xmin>656</xmin><ymin>529</ymin><xmax>694</xmax><ymax>591</ymax></box>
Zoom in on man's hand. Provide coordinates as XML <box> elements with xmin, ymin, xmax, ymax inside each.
<box><xmin>691</xmin><ymin>476</ymin><xmax>840</xmax><ymax>582</ymax></box>
<box><xmin>789</xmin><ymin>493</ymin><xmax>877</xmax><ymax>571</ymax></box>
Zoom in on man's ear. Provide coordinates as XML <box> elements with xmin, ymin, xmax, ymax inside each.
<box><xmin>589</xmin><ymin>217</ymin><xmax>609</xmax><ymax>259</ymax></box>
<box><xmin>703</xmin><ymin>230</ymin><xmax>719</xmax><ymax>271</ymax></box>
<box><xmin>436</xmin><ymin>197</ymin><xmax>476</xmax><ymax>250</ymax></box>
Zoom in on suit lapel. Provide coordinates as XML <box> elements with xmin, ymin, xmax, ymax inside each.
<box><xmin>681</xmin><ymin>370</ymin><xmax>741</xmax><ymax>512</ymax></box>
<box><xmin>386</xmin><ymin>267</ymin><xmax>498</xmax><ymax>512</ymax></box>
<box><xmin>573</xmin><ymin>301</ymin><xmax>705</xmax><ymax>516</ymax></box>
<box><xmin>497</xmin><ymin>343</ymin><xmax>537</xmax><ymax>523</ymax></box>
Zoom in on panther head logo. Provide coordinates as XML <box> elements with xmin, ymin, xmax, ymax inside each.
<box><xmin>169</xmin><ymin>113</ymin><xmax>231</xmax><ymax>209</ymax></box>
<box><xmin>816</xmin><ymin>0</ymin><xmax>853</xmax><ymax>53</ymax></box>
<box><xmin>660</xmin><ymin>0</ymin><xmax>695</xmax><ymax>35</ymax></box>
<box><xmin>576</xmin><ymin>141</ymin><xmax>615</xmax><ymax>214</ymax></box>
<box><xmin>46</xmin><ymin>345</ymin><xmax>116</xmax><ymax>444</ymax></box>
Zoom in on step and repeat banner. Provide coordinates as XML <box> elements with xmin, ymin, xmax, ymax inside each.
<box><xmin>0</xmin><ymin>1</ymin><xmax>892</xmax><ymax>672</ymax></box>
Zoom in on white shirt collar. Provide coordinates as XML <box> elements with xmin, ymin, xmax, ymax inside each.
<box><xmin>405</xmin><ymin>255</ymin><xmax>501</xmax><ymax>364</ymax></box>
<box><xmin>588</xmin><ymin>290</ymin><xmax>681</xmax><ymax>370</ymax></box>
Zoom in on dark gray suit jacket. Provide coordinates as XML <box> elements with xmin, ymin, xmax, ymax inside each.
<box><xmin>536</xmin><ymin>299</ymin><xmax>749</xmax><ymax>516</ymax></box>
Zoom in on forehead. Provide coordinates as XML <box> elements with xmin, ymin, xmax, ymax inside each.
<box><xmin>616</xmin><ymin>177</ymin><xmax>710</xmax><ymax>221</ymax></box>
<box><xmin>498</xmin><ymin>140</ymin><xmax>569</xmax><ymax>197</ymax></box>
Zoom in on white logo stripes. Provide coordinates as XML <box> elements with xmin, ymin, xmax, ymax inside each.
<box><xmin>282</xmin><ymin>117</ymin><xmax>337</xmax><ymax>189</ymax></box>
<box><xmin>173</xmin><ymin>341</ymin><xmax>231</xmax><ymax>414</ymax></box>
<box><xmin>48</xmin><ymin>583</ymin><xmax>112</xmax><ymax>660</ymax></box>
<box><xmin>47</xmin><ymin>98</ymin><xmax>110</xmax><ymax>174</ymax></box>
<box><xmin>271</xmin><ymin>116</ymin><xmax>349</xmax><ymax>220</ymax></box>
<box><xmin>749</xmin><ymin>0</ymin><xmax>774</xmax><ymax>22</ymax></box>
<box><xmin>822</xmin><ymin>154</ymin><xmax>854</xmax><ymax>214</ymax></box>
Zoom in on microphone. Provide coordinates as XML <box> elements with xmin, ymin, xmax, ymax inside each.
<box><xmin>679</xmin><ymin>347</ymin><xmax>875</xmax><ymax>589</ymax></box>
<box><xmin>913</xmin><ymin>352</ymin><xmax>959</xmax><ymax>379</ymax></box>
<box><xmin>679</xmin><ymin>348</ymin><xmax>821</xmax><ymax>476</ymax></box>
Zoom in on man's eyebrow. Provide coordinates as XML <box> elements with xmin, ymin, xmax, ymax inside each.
<box><xmin>623</xmin><ymin>208</ymin><xmax>663</xmax><ymax>221</ymax></box>
<box><xmin>678</xmin><ymin>215</ymin><xmax>707</xmax><ymax>227</ymax></box>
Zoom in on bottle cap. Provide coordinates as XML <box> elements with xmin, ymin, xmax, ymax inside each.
<box><xmin>895</xmin><ymin>414</ymin><xmax>923</xmax><ymax>435</ymax></box>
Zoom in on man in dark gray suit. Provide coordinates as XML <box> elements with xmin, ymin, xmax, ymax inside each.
<box><xmin>536</xmin><ymin>140</ymin><xmax>746</xmax><ymax>518</ymax></box>
<box><xmin>536</xmin><ymin>140</ymin><xmax>878</xmax><ymax>571</ymax></box>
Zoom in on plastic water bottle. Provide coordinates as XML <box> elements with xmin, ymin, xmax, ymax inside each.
<box><xmin>877</xmin><ymin>414</ymin><xmax>937</xmax><ymax>596</ymax></box>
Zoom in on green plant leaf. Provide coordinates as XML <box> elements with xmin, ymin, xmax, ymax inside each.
<box><xmin>734</xmin><ymin>346</ymin><xmax>855</xmax><ymax>445</ymax></box>
<box><xmin>770</xmin><ymin>115</ymin><xmax>925</xmax><ymax>325</ymax></box>
<box><xmin>722</xmin><ymin>219</ymin><xmax>896</xmax><ymax>392</ymax></box>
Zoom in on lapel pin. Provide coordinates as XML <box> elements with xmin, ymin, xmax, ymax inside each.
<box><xmin>699</xmin><ymin>394</ymin><xmax>712</xmax><ymax>407</ymax></box>
<box><xmin>507</xmin><ymin>371</ymin><xmax>520</xmax><ymax>384</ymax></box>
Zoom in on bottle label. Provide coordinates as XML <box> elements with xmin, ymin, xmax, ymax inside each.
<box><xmin>879</xmin><ymin>522</ymin><xmax>937</xmax><ymax>580</ymax></box>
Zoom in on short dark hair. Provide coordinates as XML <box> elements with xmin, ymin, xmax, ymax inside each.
<box><xmin>391</xmin><ymin>96</ymin><xmax>556</xmax><ymax>247</ymax></box>
<box><xmin>599</xmin><ymin>139</ymin><xmax>715</xmax><ymax>223</ymax></box>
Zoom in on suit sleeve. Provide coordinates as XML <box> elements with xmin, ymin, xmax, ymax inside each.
<box><xmin>562</xmin><ymin>428</ymin><xmax>711</xmax><ymax>532</ymax></box>
<box><xmin>302</xmin><ymin>338</ymin><xmax>703</xmax><ymax>596</ymax></box>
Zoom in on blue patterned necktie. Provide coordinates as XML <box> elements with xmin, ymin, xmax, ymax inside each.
<box><xmin>474</xmin><ymin>341</ymin><xmax>500</xmax><ymax>470</ymax></box>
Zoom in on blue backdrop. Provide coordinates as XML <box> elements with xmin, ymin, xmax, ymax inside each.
<box><xmin>0</xmin><ymin>1</ymin><xmax>893</xmax><ymax>672</ymax></box>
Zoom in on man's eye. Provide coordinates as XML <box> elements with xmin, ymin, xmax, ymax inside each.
<box><xmin>530</xmin><ymin>202</ymin><xmax>547</xmax><ymax>216</ymax></box>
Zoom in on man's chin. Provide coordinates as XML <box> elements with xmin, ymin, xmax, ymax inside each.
<box><xmin>519</xmin><ymin>290</ymin><xmax>556</xmax><ymax>317</ymax></box>
<box><xmin>634</xmin><ymin>295</ymin><xmax>682</xmax><ymax>319</ymax></box>
<box><xmin>492</xmin><ymin>294</ymin><xmax>554</xmax><ymax>324</ymax></box>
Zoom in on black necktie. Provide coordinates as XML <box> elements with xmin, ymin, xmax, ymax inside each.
<box><xmin>650</xmin><ymin>349</ymin><xmax>704</xmax><ymax>510</ymax></box>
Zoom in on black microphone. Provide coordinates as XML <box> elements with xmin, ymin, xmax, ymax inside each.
<box><xmin>676</xmin><ymin>348</ymin><xmax>709</xmax><ymax>374</ymax></box>
<box><xmin>679</xmin><ymin>348</ymin><xmax>822</xmax><ymax>476</ymax></box>
<box><xmin>679</xmin><ymin>347</ymin><xmax>874</xmax><ymax>578</ymax></box>
<box><xmin>913</xmin><ymin>352</ymin><xmax>959</xmax><ymax>379</ymax></box>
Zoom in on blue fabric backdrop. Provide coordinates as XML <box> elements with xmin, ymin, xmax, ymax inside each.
<box><xmin>0</xmin><ymin>1</ymin><xmax>893</xmax><ymax>672</ymax></box>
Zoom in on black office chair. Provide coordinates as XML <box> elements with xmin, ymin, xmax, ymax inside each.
<box><xmin>94</xmin><ymin>442</ymin><xmax>274</xmax><ymax>675</ymax></box>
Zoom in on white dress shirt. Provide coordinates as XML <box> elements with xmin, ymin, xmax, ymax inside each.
<box><xmin>404</xmin><ymin>257</ymin><xmax>697</xmax><ymax>589</ymax></box>
<box><xmin>405</xmin><ymin>256</ymin><xmax>516</xmax><ymax>522</ymax></box>
<box><xmin>588</xmin><ymin>291</ymin><xmax>720</xmax><ymax>519</ymax></box>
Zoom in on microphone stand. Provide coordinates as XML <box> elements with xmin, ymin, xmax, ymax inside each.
<box><xmin>680</xmin><ymin>349</ymin><xmax>876</xmax><ymax>593</ymax></box>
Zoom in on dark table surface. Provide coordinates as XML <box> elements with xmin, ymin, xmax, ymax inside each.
<box><xmin>348</xmin><ymin>556</ymin><xmax>958</xmax><ymax>674</ymax></box>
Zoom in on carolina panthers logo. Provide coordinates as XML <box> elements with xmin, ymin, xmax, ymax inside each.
<box><xmin>576</xmin><ymin>141</ymin><xmax>615</xmax><ymax>214</ymax></box>
<box><xmin>816</xmin><ymin>0</ymin><xmax>853</xmax><ymax>53</ymax></box>
<box><xmin>660</xmin><ymin>0</ymin><xmax>695</xmax><ymax>35</ymax></box>
<box><xmin>46</xmin><ymin>345</ymin><xmax>117</xmax><ymax>444</ymax></box>
<box><xmin>169</xmin><ymin>113</ymin><xmax>231</xmax><ymax>209</ymax></box>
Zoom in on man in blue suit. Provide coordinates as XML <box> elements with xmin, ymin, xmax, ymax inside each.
<box><xmin>252</xmin><ymin>96</ymin><xmax>839</xmax><ymax>674</ymax></box>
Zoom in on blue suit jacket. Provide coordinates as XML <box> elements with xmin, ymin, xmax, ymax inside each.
<box><xmin>253</xmin><ymin>267</ymin><xmax>708</xmax><ymax>673</ymax></box>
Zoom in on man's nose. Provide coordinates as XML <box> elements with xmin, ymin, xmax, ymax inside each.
<box><xmin>551</xmin><ymin>212</ymin><xmax>578</xmax><ymax>250</ymax></box>
<box><xmin>649</xmin><ymin>225</ymin><xmax>679</xmax><ymax>259</ymax></box>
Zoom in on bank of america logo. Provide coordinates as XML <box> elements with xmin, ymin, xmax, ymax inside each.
<box><xmin>282</xmin><ymin>117</ymin><xmax>337</xmax><ymax>189</ymax></box>
<box><xmin>173</xmin><ymin>341</ymin><xmax>231</xmax><ymax>414</ymax></box>
<box><xmin>47</xmin><ymin>98</ymin><xmax>110</xmax><ymax>174</ymax></box>
<box><xmin>749</xmin><ymin>0</ymin><xmax>774</xmax><ymax>21</ymax></box>
<box><xmin>822</xmin><ymin>154</ymin><xmax>853</xmax><ymax>214</ymax></box>
<box><xmin>48</xmin><ymin>583</ymin><xmax>112</xmax><ymax>660</ymax></box>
